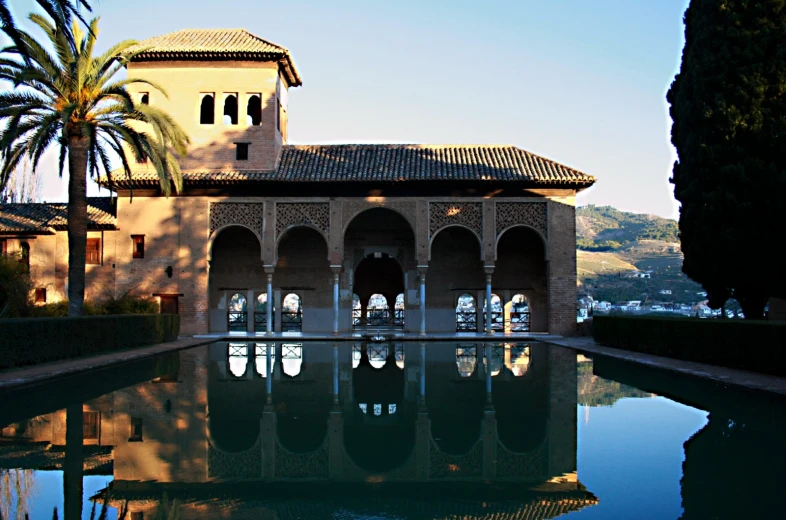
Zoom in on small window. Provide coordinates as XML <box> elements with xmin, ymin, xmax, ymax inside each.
<box><xmin>223</xmin><ymin>94</ymin><xmax>238</xmax><ymax>125</ymax></box>
<box><xmin>86</xmin><ymin>238</ymin><xmax>101</xmax><ymax>265</ymax></box>
<box><xmin>200</xmin><ymin>93</ymin><xmax>215</xmax><ymax>125</ymax></box>
<box><xmin>139</xmin><ymin>92</ymin><xmax>149</xmax><ymax>105</ymax></box>
<box><xmin>129</xmin><ymin>417</ymin><xmax>143</xmax><ymax>442</ymax></box>
<box><xmin>83</xmin><ymin>411</ymin><xmax>99</xmax><ymax>440</ymax></box>
<box><xmin>0</xmin><ymin>239</ymin><xmax>7</xmax><ymax>255</ymax></box>
<box><xmin>236</xmin><ymin>143</ymin><xmax>249</xmax><ymax>161</ymax></box>
<box><xmin>20</xmin><ymin>242</ymin><xmax>29</xmax><ymax>272</ymax></box>
<box><xmin>35</xmin><ymin>288</ymin><xmax>46</xmax><ymax>303</ymax></box>
<box><xmin>132</xmin><ymin>235</ymin><xmax>145</xmax><ymax>259</ymax></box>
<box><xmin>246</xmin><ymin>94</ymin><xmax>262</xmax><ymax>125</ymax></box>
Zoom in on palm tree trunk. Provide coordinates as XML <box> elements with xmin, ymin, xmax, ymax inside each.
<box><xmin>66</xmin><ymin>137</ymin><xmax>90</xmax><ymax>317</ymax></box>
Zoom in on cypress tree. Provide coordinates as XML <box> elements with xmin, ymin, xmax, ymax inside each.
<box><xmin>667</xmin><ymin>0</ymin><xmax>786</xmax><ymax>319</ymax></box>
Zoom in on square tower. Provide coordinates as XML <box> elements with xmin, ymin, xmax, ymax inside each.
<box><xmin>125</xmin><ymin>29</ymin><xmax>302</xmax><ymax>173</ymax></box>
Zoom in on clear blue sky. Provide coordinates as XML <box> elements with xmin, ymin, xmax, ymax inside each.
<box><xmin>9</xmin><ymin>0</ymin><xmax>689</xmax><ymax>218</ymax></box>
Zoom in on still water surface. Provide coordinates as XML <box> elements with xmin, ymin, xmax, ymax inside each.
<box><xmin>0</xmin><ymin>341</ymin><xmax>784</xmax><ymax>519</ymax></box>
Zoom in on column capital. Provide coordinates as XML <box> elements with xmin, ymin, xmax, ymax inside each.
<box><xmin>264</xmin><ymin>265</ymin><xmax>275</xmax><ymax>275</ymax></box>
<box><xmin>483</xmin><ymin>265</ymin><xmax>495</xmax><ymax>275</ymax></box>
<box><xmin>330</xmin><ymin>265</ymin><xmax>342</xmax><ymax>275</ymax></box>
<box><xmin>417</xmin><ymin>264</ymin><xmax>428</xmax><ymax>276</ymax></box>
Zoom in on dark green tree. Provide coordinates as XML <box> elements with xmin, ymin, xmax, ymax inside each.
<box><xmin>667</xmin><ymin>0</ymin><xmax>786</xmax><ymax>319</ymax></box>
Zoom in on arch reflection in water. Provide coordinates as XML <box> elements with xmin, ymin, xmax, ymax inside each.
<box><xmin>228</xmin><ymin>342</ymin><xmax>248</xmax><ymax>377</ymax></box>
<box><xmin>281</xmin><ymin>343</ymin><xmax>303</xmax><ymax>377</ymax></box>
<box><xmin>254</xmin><ymin>343</ymin><xmax>275</xmax><ymax>377</ymax></box>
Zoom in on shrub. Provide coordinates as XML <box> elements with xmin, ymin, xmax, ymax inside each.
<box><xmin>26</xmin><ymin>295</ymin><xmax>159</xmax><ymax>317</ymax></box>
<box><xmin>592</xmin><ymin>315</ymin><xmax>786</xmax><ymax>377</ymax></box>
<box><xmin>0</xmin><ymin>314</ymin><xmax>180</xmax><ymax>370</ymax></box>
<box><xmin>0</xmin><ymin>253</ymin><xmax>32</xmax><ymax>317</ymax></box>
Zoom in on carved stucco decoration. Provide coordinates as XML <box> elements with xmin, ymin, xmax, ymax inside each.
<box><xmin>275</xmin><ymin>439</ymin><xmax>329</xmax><ymax>478</ymax></box>
<box><xmin>429</xmin><ymin>439</ymin><xmax>482</xmax><ymax>478</ymax></box>
<box><xmin>495</xmin><ymin>202</ymin><xmax>548</xmax><ymax>241</ymax></box>
<box><xmin>495</xmin><ymin>439</ymin><xmax>548</xmax><ymax>478</ymax></box>
<box><xmin>428</xmin><ymin>202</ymin><xmax>483</xmax><ymax>241</ymax></box>
<box><xmin>275</xmin><ymin>202</ymin><xmax>330</xmax><ymax>241</ymax></box>
<box><xmin>207</xmin><ymin>437</ymin><xmax>262</xmax><ymax>478</ymax></box>
<box><xmin>209</xmin><ymin>202</ymin><xmax>264</xmax><ymax>240</ymax></box>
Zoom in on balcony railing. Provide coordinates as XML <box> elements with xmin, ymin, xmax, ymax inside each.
<box><xmin>485</xmin><ymin>311</ymin><xmax>504</xmax><ymax>331</ymax></box>
<box><xmin>456</xmin><ymin>310</ymin><xmax>478</xmax><ymax>332</ymax></box>
<box><xmin>281</xmin><ymin>310</ymin><xmax>302</xmax><ymax>332</ymax></box>
<box><xmin>254</xmin><ymin>311</ymin><xmax>269</xmax><ymax>332</ymax></box>
<box><xmin>228</xmin><ymin>311</ymin><xmax>247</xmax><ymax>332</ymax></box>
<box><xmin>509</xmin><ymin>311</ymin><xmax>531</xmax><ymax>332</ymax></box>
<box><xmin>393</xmin><ymin>309</ymin><xmax>405</xmax><ymax>327</ymax></box>
<box><xmin>367</xmin><ymin>309</ymin><xmax>390</xmax><ymax>326</ymax></box>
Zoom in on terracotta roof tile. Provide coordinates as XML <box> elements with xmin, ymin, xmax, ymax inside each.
<box><xmin>106</xmin><ymin>144</ymin><xmax>596</xmax><ymax>189</ymax></box>
<box><xmin>0</xmin><ymin>198</ymin><xmax>117</xmax><ymax>234</ymax></box>
<box><xmin>132</xmin><ymin>29</ymin><xmax>302</xmax><ymax>86</ymax></box>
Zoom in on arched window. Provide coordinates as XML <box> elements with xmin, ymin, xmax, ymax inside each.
<box><xmin>505</xmin><ymin>343</ymin><xmax>531</xmax><ymax>377</ymax></box>
<box><xmin>394</xmin><ymin>293</ymin><xmax>405</xmax><ymax>327</ymax></box>
<box><xmin>456</xmin><ymin>344</ymin><xmax>477</xmax><ymax>377</ymax></box>
<box><xmin>20</xmin><ymin>242</ymin><xmax>30</xmax><ymax>273</ymax></box>
<box><xmin>255</xmin><ymin>293</ymin><xmax>269</xmax><ymax>332</ymax></box>
<box><xmin>507</xmin><ymin>294</ymin><xmax>531</xmax><ymax>332</ymax></box>
<box><xmin>352</xmin><ymin>343</ymin><xmax>362</xmax><ymax>369</ymax></box>
<box><xmin>223</xmin><ymin>94</ymin><xmax>238</xmax><ymax>125</ymax></box>
<box><xmin>199</xmin><ymin>94</ymin><xmax>214</xmax><ymax>124</ymax></box>
<box><xmin>282</xmin><ymin>293</ymin><xmax>302</xmax><ymax>332</ymax></box>
<box><xmin>484</xmin><ymin>294</ymin><xmax>503</xmax><ymax>331</ymax></box>
<box><xmin>281</xmin><ymin>343</ymin><xmax>303</xmax><ymax>377</ymax></box>
<box><xmin>368</xmin><ymin>344</ymin><xmax>388</xmax><ymax>369</ymax></box>
<box><xmin>246</xmin><ymin>94</ymin><xmax>262</xmax><ymax>125</ymax></box>
<box><xmin>456</xmin><ymin>293</ymin><xmax>477</xmax><ymax>331</ymax></box>
<box><xmin>228</xmin><ymin>343</ymin><xmax>248</xmax><ymax>378</ymax></box>
<box><xmin>254</xmin><ymin>343</ymin><xmax>276</xmax><ymax>377</ymax></box>
<box><xmin>352</xmin><ymin>294</ymin><xmax>362</xmax><ymax>326</ymax></box>
<box><xmin>228</xmin><ymin>293</ymin><xmax>247</xmax><ymax>331</ymax></box>
<box><xmin>367</xmin><ymin>294</ymin><xmax>389</xmax><ymax>326</ymax></box>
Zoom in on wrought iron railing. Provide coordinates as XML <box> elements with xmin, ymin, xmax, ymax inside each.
<box><xmin>228</xmin><ymin>311</ymin><xmax>247</xmax><ymax>331</ymax></box>
<box><xmin>367</xmin><ymin>309</ymin><xmax>390</xmax><ymax>326</ymax></box>
<box><xmin>281</xmin><ymin>310</ymin><xmax>302</xmax><ymax>332</ymax></box>
<box><xmin>352</xmin><ymin>308</ymin><xmax>363</xmax><ymax>326</ymax></box>
<box><xmin>254</xmin><ymin>311</ymin><xmax>269</xmax><ymax>332</ymax></box>
<box><xmin>509</xmin><ymin>311</ymin><xmax>531</xmax><ymax>332</ymax></box>
<box><xmin>485</xmin><ymin>311</ymin><xmax>504</xmax><ymax>331</ymax></box>
<box><xmin>393</xmin><ymin>309</ymin><xmax>405</xmax><ymax>327</ymax></box>
<box><xmin>456</xmin><ymin>310</ymin><xmax>478</xmax><ymax>331</ymax></box>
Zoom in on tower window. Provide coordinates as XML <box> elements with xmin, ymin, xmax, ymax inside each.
<box><xmin>200</xmin><ymin>93</ymin><xmax>215</xmax><ymax>124</ymax></box>
<box><xmin>139</xmin><ymin>92</ymin><xmax>149</xmax><ymax>105</ymax></box>
<box><xmin>247</xmin><ymin>94</ymin><xmax>262</xmax><ymax>125</ymax></box>
<box><xmin>129</xmin><ymin>417</ymin><xmax>143</xmax><ymax>442</ymax></box>
<box><xmin>223</xmin><ymin>94</ymin><xmax>238</xmax><ymax>125</ymax></box>
<box><xmin>236</xmin><ymin>143</ymin><xmax>249</xmax><ymax>161</ymax></box>
<box><xmin>86</xmin><ymin>238</ymin><xmax>101</xmax><ymax>265</ymax></box>
<box><xmin>35</xmin><ymin>288</ymin><xmax>46</xmax><ymax>303</ymax></box>
<box><xmin>20</xmin><ymin>242</ymin><xmax>29</xmax><ymax>272</ymax></box>
<box><xmin>132</xmin><ymin>235</ymin><xmax>145</xmax><ymax>259</ymax></box>
<box><xmin>0</xmin><ymin>239</ymin><xmax>6</xmax><ymax>255</ymax></box>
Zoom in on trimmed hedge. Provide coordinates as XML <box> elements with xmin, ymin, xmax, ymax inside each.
<box><xmin>0</xmin><ymin>314</ymin><xmax>180</xmax><ymax>370</ymax></box>
<box><xmin>592</xmin><ymin>315</ymin><xmax>786</xmax><ymax>377</ymax></box>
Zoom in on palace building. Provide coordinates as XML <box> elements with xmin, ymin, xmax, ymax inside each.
<box><xmin>0</xmin><ymin>28</ymin><xmax>596</xmax><ymax>336</ymax></box>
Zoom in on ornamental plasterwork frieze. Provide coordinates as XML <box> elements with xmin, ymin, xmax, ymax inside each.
<box><xmin>495</xmin><ymin>438</ymin><xmax>548</xmax><ymax>478</ymax></box>
<box><xmin>495</xmin><ymin>202</ymin><xmax>548</xmax><ymax>240</ymax></box>
<box><xmin>207</xmin><ymin>437</ymin><xmax>262</xmax><ymax>478</ymax></box>
<box><xmin>429</xmin><ymin>439</ymin><xmax>482</xmax><ymax>478</ymax></box>
<box><xmin>274</xmin><ymin>439</ymin><xmax>329</xmax><ymax>478</ymax></box>
<box><xmin>428</xmin><ymin>202</ymin><xmax>483</xmax><ymax>240</ymax></box>
<box><xmin>275</xmin><ymin>202</ymin><xmax>330</xmax><ymax>241</ymax></box>
<box><xmin>209</xmin><ymin>202</ymin><xmax>264</xmax><ymax>238</ymax></box>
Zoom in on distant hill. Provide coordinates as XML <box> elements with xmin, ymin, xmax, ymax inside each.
<box><xmin>576</xmin><ymin>206</ymin><xmax>704</xmax><ymax>304</ymax></box>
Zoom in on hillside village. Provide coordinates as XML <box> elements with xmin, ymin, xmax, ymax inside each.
<box><xmin>575</xmin><ymin>206</ymin><xmax>743</xmax><ymax>319</ymax></box>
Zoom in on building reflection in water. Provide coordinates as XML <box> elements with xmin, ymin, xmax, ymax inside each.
<box><xmin>0</xmin><ymin>342</ymin><xmax>598</xmax><ymax>519</ymax></box>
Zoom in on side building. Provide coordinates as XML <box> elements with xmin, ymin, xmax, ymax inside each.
<box><xmin>0</xmin><ymin>28</ymin><xmax>596</xmax><ymax>336</ymax></box>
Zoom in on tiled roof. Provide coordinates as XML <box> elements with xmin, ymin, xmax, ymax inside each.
<box><xmin>106</xmin><ymin>144</ymin><xmax>596</xmax><ymax>189</ymax></box>
<box><xmin>0</xmin><ymin>198</ymin><xmax>117</xmax><ymax>234</ymax></box>
<box><xmin>132</xmin><ymin>29</ymin><xmax>302</xmax><ymax>86</ymax></box>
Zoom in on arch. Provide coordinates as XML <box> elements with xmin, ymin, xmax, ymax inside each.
<box><xmin>429</xmin><ymin>224</ymin><xmax>483</xmax><ymax>261</ymax></box>
<box><xmin>254</xmin><ymin>293</ymin><xmax>271</xmax><ymax>332</ymax></box>
<box><xmin>456</xmin><ymin>344</ymin><xmax>477</xmax><ymax>377</ymax></box>
<box><xmin>456</xmin><ymin>293</ymin><xmax>477</xmax><ymax>332</ymax></box>
<box><xmin>223</xmin><ymin>94</ymin><xmax>238</xmax><ymax>125</ymax></box>
<box><xmin>484</xmin><ymin>293</ymin><xmax>504</xmax><ymax>332</ymax></box>
<box><xmin>495</xmin><ymin>227</ymin><xmax>548</xmax><ymax>332</ymax></box>
<box><xmin>228</xmin><ymin>293</ymin><xmax>248</xmax><ymax>331</ymax></box>
<box><xmin>495</xmin><ymin>225</ymin><xmax>548</xmax><ymax>261</ymax></box>
<box><xmin>281</xmin><ymin>343</ymin><xmax>303</xmax><ymax>377</ymax></box>
<box><xmin>342</xmin><ymin>205</ymin><xmax>417</xmax><ymax>238</ymax></box>
<box><xmin>199</xmin><ymin>94</ymin><xmax>214</xmax><ymax>124</ymax></box>
<box><xmin>281</xmin><ymin>293</ymin><xmax>302</xmax><ymax>332</ymax></box>
<box><xmin>506</xmin><ymin>293</ymin><xmax>531</xmax><ymax>332</ymax></box>
<box><xmin>505</xmin><ymin>343</ymin><xmax>531</xmax><ymax>377</ymax></box>
<box><xmin>207</xmin><ymin>224</ymin><xmax>263</xmax><ymax>263</ymax></box>
<box><xmin>246</xmin><ymin>94</ymin><xmax>262</xmax><ymax>125</ymax></box>
<box><xmin>274</xmin><ymin>223</ymin><xmax>330</xmax><ymax>263</ymax></box>
<box><xmin>227</xmin><ymin>342</ymin><xmax>248</xmax><ymax>377</ymax></box>
<box><xmin>367</xmin><ymin>293</ymin><xmax>389</xmax><ymax>326</ymax></box>
<box><xmin>394</xmin><ymin>293</ymin><xmax>405</xmax><ymax>327</ymax></box>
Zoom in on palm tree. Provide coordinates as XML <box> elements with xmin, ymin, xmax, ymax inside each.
<box><xmin>1</xmin><ymin>0</ymin><xmax>90</xmax><ymax>53</ymax></box>
<box><xmin>0</xmin><ymin>15</ymin><xmax>189</xmax><ymax>315</ymax></box>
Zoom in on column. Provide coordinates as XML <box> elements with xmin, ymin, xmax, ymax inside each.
<box><xmin>419</xmin><ymin>342</ymin><xmax>427</xmax><ymax>407</ymax></box>
<box><xmin>264</xmin><ymin>266</ymin><xmax>274</xmax><ymax>336</ymax></box>
<box><xmin>246</xmin><ymin>289</ymin><xmax>255</xmax><ymax>333</ymax></box>
<box><xmin>485</xmin><ymin>266</ymin><xmax>494</xmax><ymax>335</ymax></box>
<box><xmin>418</xmin><ymin>265</ymin><xmax>428</xmax><ymax>336</ymax></box>
<box><xmin>265</xmin><ymin>342</ymin><xmax>274</xmax><ymax>404</ymax></box>
<box><xmin>331</xmin><ymin>266</ymin><xmax>341</xmax><ymax>335</ymax></box>
<box><xmin>332</xmin><ymin>343</ymin><xmax>340</xmax><ymax>406</ymax></box>
<box><xmin>484</xmin><ymin>344</ymin><xmax>493</xmax><ymax>407</ymax></box>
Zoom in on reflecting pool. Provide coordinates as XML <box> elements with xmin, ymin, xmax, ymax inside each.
<box><xmin>1</xmin><ymin>341</ymin><xmax>785</xmax><ymax>519</ymax></box>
